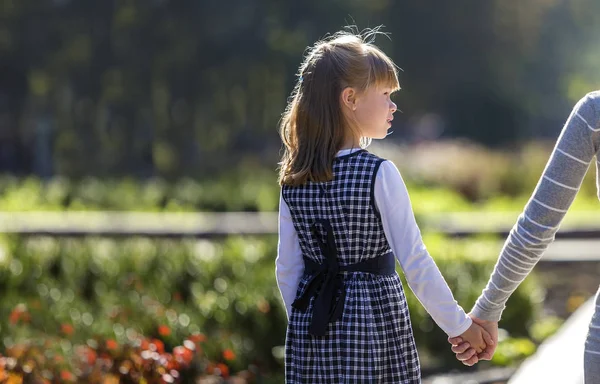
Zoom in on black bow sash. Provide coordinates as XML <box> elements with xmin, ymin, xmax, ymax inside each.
<box><xmin>291</xmin><ymin>219</ymin><xmax>396</xmax><ymax>337</ymax></box>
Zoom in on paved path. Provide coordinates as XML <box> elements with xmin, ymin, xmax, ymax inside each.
<box><xmin>508</xmin><ymin>295</ymin><xmax>595</xmax><ymax>384</ymax></box>
<box><xmin>542</xmin><ymin>239</ymin><xmax>600</xmax><ymax>261</ymax></box>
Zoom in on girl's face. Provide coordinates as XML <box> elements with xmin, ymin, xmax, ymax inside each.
<box><xmin>353</xmin><ymin>85</ymin><xmax>397</xmax><ymax>139</ymax></box>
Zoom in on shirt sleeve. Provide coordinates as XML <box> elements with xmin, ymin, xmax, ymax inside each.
<box><xmin>472</xmin><ymin>92</ymin><xmax>600</xmax><ymax>321</ymax></box>
<box><xmin>275</xmin><ymin>191</ymin><xmax>305</xmax><ymax>320</ymax></box>
<box><xmin>375</xmin><ymin>161</ymin><xmax>472</xmax><ymax>337</ymax></box>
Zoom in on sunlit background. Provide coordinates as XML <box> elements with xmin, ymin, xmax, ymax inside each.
<box><xmin>1</xmin><ymin>1</ymin><xmax>600</xmax><ymax>383</ymax></box>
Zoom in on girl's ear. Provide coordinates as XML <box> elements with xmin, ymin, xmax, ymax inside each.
<box><xmin>341</xmin><ymin>87</ymin><xmax>357</xmax><ymax>111</ymax></box>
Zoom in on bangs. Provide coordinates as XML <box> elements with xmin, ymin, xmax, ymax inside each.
<box><xmin>364</xmin><ymin>46</ymin><xmax>400</xmax><ymax>92</ymax></box>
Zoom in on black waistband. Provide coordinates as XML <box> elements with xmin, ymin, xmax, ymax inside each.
<box><xmin>291</xmin><ymin>219</ymin><xmax>396</xmax><ymax>337</ymax></box>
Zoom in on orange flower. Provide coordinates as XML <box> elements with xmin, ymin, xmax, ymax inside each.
<box><xmin>205</xmin><ymin>363</ymin><xmax>215</xmax><ymax>375</ymax></box>
<box><xmin>7</xmin><ymin>373</ymin><xmax>23</xmax><ymax>384</ymax></box>
<box><xmin>60</xmin><ymin>370</ymin><xmax>74</xmax><ymax>382</ymax></box>
<box><xmin>166</xmin><ymin>356</ymin><xmax>180</xmax><ymax>371</ymax></box>
<box><xmin>188</xmin><ymin>333</ymin><xmax>206</xmax><ymax>343</ymax></box>
<box><xmin>8</xmin><ymin>305</ymin><xmax>27</xmax><ymax>325</ymax></box>
<box><xmin>61</xmin><ymin>324</ymin><xmax>74</xmax><ymax>336</ymax></box>
<box><xmin>102</xmin><ymin>374</ymin><xmax>119</xmax><ymax>384</ymax></box>
<box><xmin>106</xmin><ymin>339</ymin><xmax>118</xmax><ymax>351</ymax></box>
<box><xmin>9</xmin><ymin>310</ymin><xmax>20</xmax><ymax>325</ymax></box>
<box><xmin>140</xmin><ymin>339</ymin><xmax>150</xmax><ymax>351</ymax></box>
<box><xmin>174</xmin><ymin>346</ymin><xmax>193</xmax><ymax>365</ymax></box>
<box><xmin>222</xmin><ymin>349</ymin><xmax>235</xmax><ymax>361</ymax></box>
<box><xmin>216</xmin><ymin>363</ymin><xmax>229</xmax><ymax>378</ymax></box>
<box><xmin>158</xmin><ymin>325</ymin><xmax>171</xmax><ymax>337</ymax></box>
<box><xmin>84</xmin><ymin>348</ymin><xmax>97</xmax><ymax>365</ymax></box>
<box><xmin>151</xmin><ymin>339</ymin><xmax>164</xmax><ymax>354</ymax></box>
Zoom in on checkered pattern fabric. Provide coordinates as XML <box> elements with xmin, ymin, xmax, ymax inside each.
<box><xmin>282</xmin><ymin>150</ymin><xmax>421</xmax><ymax>383</ymax></box>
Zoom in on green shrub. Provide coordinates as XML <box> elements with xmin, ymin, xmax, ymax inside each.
<box><xmin>376</xmin><ymin>139</ymin><xmax>600</xmax><ymax>203</ymax></box>
<box><xmin>0</xmin><ymin>171</ymin><xmax>281</xmax><ymax>213</ymax></box>
<box><xmin>0</xmin><ymin>233</ymin><xmax>545</xmax><ymax>378</ymax></box>
<box><xmin>491</xmin><ymin>337</ymin><xmax>537</xmax><ymax>367</ymax></box>
<box><xmin>0</xmin><ymin>235</ymin><xmax>287</xmax><ymax>381</ymax></box>
<box><xmin>3</xmin><ymin>139</ymin><xmax>600</xmax><ymax>214</ymax></box>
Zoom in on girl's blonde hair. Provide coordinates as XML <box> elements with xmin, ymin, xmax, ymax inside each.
<box><xmin>278</xmin><ymin>26</ymin><xmax>400</xmax><ymax>187</ymax></box>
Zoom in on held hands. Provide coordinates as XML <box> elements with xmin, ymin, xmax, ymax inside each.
<box><xmin>456</xmin><ymin>320</ymin><xmax>494</xmax><ymax>355</ymax></box>
<box><xmin>448</xmin><ymin>314</ymin><xmax>499</xmax><ymax>366</ymax></box>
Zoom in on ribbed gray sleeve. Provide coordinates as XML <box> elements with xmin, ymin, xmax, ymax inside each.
<box><xmin>472</xmin><ymin>91</ymin><xmax>600</xmax><ymax>321</ymax></box>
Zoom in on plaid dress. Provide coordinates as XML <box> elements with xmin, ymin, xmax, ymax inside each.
<box><xmin>282</xmin><ymin>149</ymin><xmax>421</xmax><ymax>383</ymax></box>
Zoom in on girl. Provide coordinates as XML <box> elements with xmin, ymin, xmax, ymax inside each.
<box><xmin>275</xmin><ymin>27</ymin><xmax>492</xmax><ymax>383</ymax></box>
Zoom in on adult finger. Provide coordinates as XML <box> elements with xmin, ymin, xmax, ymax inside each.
<box><xmin>477</xmin><ymin>351</ymin><xmax>492</xmax><ymax>361</ymax></box>
<box><xmin>482</xmin><ymin>328</ymin><xmax>494</xmax><ymax>347</ymax></box>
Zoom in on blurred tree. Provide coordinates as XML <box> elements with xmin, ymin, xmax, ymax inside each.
<box><xmin>0</xmin><ymin>0</ymin><xmax>597</xmax><ymax>177</ymax></box>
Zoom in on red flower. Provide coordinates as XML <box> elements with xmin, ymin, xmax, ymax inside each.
<box><xmin>60</xmin><ymin>370</ymin><xmax>74</xmax><ymax>381</ymax></box>
<box><xmin>174</xmin><ymin>346</ymin><xmax>194</xmax><ymax>365</ymax></box>
<box><xmin>9</xmin><ymin>304</ymin><xmax>28</xmax><ymax>325</ymax></box>
<box><xmin>188</xmin><ymin>333</ymin><xmax>206</xmax><ymax>343</ymax></box>
<box><xmin>222</xmin><ymin>349</ymin><xmax>235</xmax><ymax>361</ymax></box>
<box><xmin>61</xmin><ymin>324</ymin><xmax>74</xmax><ymax>336</ymax></box>
<box><xmin>140</xmin><ymin>339</ymin><xmax>150</xmax><ymax>351</ymax></box>
<box><xmin>76</xmin><ymin>346</ymin><xmax>98</xmax><ymax>366</ymax></box>
<box><xmin>166</xmin><ymin>355</ymin><xmax>180</xmax><ymax>371</ymax></box>
<box><xmin>8</xmin><ymin>309</ymin><xmax>20</xmax><ymax>325</ymax></box>
<box><xmin>106</xmin><ymin>339</ymin><xmax>118</xmax><ymax>351</ymax></box>
<box><xmin>158</xmin><ymin>325</ymin><xmax>171</xmax><ymax>337</ymax></box>
<box><xmin>216</xmin><ymin>363</ymin><xmax>229</xmax><ymax>378</ymax></box>
<box><xmin>151</xmin><ymin>339</ymin><xmax>164</xmax><ymax>354</ymax></box>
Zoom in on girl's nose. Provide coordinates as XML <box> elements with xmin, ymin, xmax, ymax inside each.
<box><xmin>390</xmin><ymin>101</ymin><xmax>397</xmax><ymax>113</ymax></box>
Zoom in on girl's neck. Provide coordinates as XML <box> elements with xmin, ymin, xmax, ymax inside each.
<box><xmin>339</xmin><ymin>137</ymin><xmax>361</xmax><ymax>151</ymax></box>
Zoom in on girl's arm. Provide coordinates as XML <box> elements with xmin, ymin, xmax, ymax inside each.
<box><xmin>473</xmin><ymin>92</ymin><xmax>600</xmax><ymax>321</ymax></box>
<box><xmin>275</xmin><ymin>192</ymin><xmax>304</xmax><ymax>319</ymax></box>
<box><xmin>375</xmin><ymin>161</ymin><xmax>472</xmax><ymax>337</ymax></box>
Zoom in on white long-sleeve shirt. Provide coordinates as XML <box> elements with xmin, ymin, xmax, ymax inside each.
<box><xmin>276</xmin><ymin>148</ymin><xmax>472</xmax><ymax>338</ymax></box>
